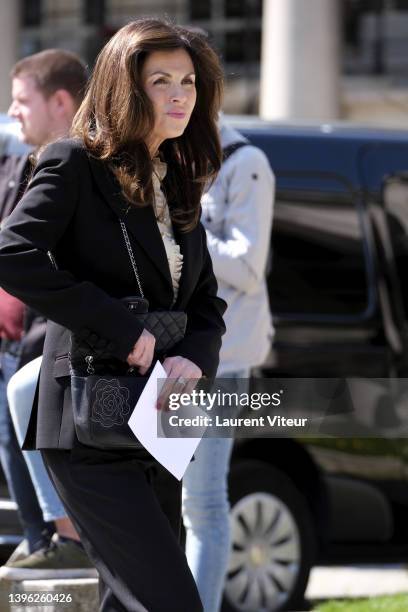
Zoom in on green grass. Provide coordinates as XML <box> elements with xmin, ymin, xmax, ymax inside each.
<box><xmin>314</xmin><ymin>594</ymin><xmax>408</xmax><ymax>612</ymax></box>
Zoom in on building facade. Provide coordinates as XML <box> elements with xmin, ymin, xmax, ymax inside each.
<box><xmin>1</xmin><ymin>0</ymin><xmax>262</xmax><ymax>114</ymax></box>
<box><xmin>2</xmin><ymin>1</ymin><xmax>408</xmax><ymax>124</ymax></box>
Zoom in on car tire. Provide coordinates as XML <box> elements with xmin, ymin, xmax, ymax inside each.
<box><xmin>223</xmin><ymin>460</ymin><xmax>316</xmax><ymax>612</ymax></box>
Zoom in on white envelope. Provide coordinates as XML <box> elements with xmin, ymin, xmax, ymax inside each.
<box><xmin>127</xmin><ymin>361</ymin><xmax>206</xmax><ymax>480</ymax></box>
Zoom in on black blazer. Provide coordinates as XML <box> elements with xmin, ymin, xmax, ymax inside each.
<box><xmin>0</xmin><ymin>139</ymin><xmax>226</xmax><ymax>449</ymax></box>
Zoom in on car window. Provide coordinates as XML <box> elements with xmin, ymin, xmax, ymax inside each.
<box><xmin>269</xmin><ymin>173</ymin><xmax>373</xmax><ymax>319</ymax></box>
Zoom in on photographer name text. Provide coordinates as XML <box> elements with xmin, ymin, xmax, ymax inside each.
<box><xmin>167</xmin><ymin>415</ymin><xmax>308</xmax><ymax>428</ymax></box>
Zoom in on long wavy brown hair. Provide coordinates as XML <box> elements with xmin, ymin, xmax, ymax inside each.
<box><xmin>71</xmin><ymin>18</ymin><xmax>223</xmax><ymax>231</ymax></box>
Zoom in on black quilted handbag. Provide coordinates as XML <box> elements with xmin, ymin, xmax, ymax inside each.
<box><xmin>69</xmin><ymin>219</ymin><xmax>187</xmax><ymax>449</ymax></box>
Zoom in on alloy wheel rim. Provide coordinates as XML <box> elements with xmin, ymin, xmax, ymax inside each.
<box><xmin>225</xmin><ymin>492</ymin><xmax>301</xmax><ymax>611</ymax></box>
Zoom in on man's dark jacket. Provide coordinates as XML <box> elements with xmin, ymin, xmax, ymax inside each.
<box><xmin>0</xmin><ymin>148</ymin><xmax>46</xmax><ymax>366</ymax></box>
<box><xmin>0</xmin><ymin>139</ymin><xmax>227</xmax><ymax>449</ymax></box>
<box><xmin>0</xmin><ymin>151</ymin><xmax>31</xmax><ymax>220</ymax></box>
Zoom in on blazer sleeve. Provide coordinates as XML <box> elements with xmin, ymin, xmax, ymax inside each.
<box><xmin>167</xmin><ymin>223</ymin><xmax>227</xmax><ymax>379</ymax></box>
<box><xmin>0</xmin><ymin>139</ymin><xmax>144</xmax><ymax>361</ymax></box>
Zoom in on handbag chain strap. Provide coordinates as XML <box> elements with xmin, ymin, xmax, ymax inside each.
<box><xmin>119</xmin><ymin>219</ymin><xmax>145</xmax><ymax>298</ymax></box>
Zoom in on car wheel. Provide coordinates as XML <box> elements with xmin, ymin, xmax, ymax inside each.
<box><xmin>223</xmin><ymin>460</ymin><xmax>316</xmax><ymax>612</ymax></box>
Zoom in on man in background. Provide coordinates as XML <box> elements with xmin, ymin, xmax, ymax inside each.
<box><xmin>0</xmin><ymin>49</ymin><xmax>95</xmax><ymax>579</ymax></box>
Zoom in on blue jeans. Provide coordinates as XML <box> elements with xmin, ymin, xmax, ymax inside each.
<box><xmin>7</xmin><ymin>356</ymin><xmax>67</xmax><ymax>522</ymax></box>
<box><xmin>0</xmin><ymin>346</ymin><xmax>51</xmax><ymax>552</ymax></box>
<box><xmin>182</xmin><ymin>370</ymin><xmax>250</xmax><ymax>612</ymax></box>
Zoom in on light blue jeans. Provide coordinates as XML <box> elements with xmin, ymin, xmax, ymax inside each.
<box><xmin>182</xmin><ymin>369</ymin><xmax>250</xmax><ymax>612</ymax></box>
<box><xmin>7</xmin><ymin>356</ymin><xmax>67</xmax><ymax>522</ymax></box>
<box><xmin>0</xmin><ymin>347</ymin><xmax>51</xmax><ymax>551</ymax></box>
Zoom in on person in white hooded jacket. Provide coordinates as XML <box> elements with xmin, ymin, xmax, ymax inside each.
<box><xmin>182</xmin><ymin>117</ymin><xmax>275</xmax><ymax>611</ymax></box>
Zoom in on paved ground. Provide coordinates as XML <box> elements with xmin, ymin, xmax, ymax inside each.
<box><xmin>306</xmin><ymin>564</ymin><xmax>408</xmax><ymax>601</ymax></box>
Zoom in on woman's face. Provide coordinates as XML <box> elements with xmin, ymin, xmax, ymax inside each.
<box><xmin>141</xmin><ymin>48</ymin><xmax>197</xmax><ymax>156</ymax></box>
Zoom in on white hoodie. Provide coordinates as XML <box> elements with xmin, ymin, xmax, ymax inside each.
<box><xmin>201</xmin><ymin>121</ymin><xmax>275</xmax><ymax>375</ymax></box>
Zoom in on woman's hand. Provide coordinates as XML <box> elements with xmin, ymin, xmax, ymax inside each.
<box><xmin>126</xmin><ymin>328</ymin><xmax>156</xmax><ymax>375</ymax></box>
<box><xmin>157</xmin><ymin>356</ymin><xmax>202</xmax><ymax>410</ymax></box>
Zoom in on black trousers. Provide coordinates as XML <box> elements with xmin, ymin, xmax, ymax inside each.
<box><xmin>42</xmin><ymin>446</ymin><xmax>203</xmax><ymax>612</ymax></box>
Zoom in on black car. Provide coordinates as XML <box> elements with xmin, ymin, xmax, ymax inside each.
<box><xmin>223</xmin><ymin>119</ymin><xmax>408</xmax><ymax>612</ymax></box>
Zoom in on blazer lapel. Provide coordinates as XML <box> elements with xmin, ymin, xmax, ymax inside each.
<box><xmin>88</xmin><ymin>155</ymin><xmax>173</xmax><ymax>290</ymax></box>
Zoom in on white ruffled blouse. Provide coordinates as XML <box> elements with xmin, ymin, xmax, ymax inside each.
<box><xmin>152</xmin><ymin>157</ymin><xmax>183</xmax><ymax>304</ymax></box>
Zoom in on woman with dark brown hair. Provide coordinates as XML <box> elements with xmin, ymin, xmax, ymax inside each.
<box><xmin>0</xmin><ymin>18</ymin><xmax>226</xmax><ymax>612</ymax></box>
